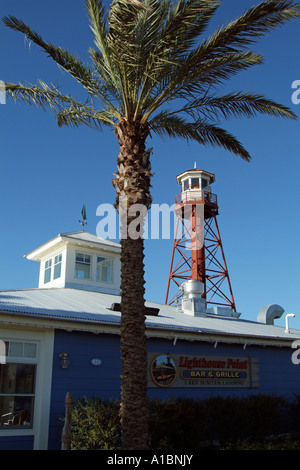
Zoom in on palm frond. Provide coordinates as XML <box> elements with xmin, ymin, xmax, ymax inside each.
<box><xmin>134</xmin><ymin>0</ymin><xmax>220</xmax><ymax>118</ymax></box>
<box><xmin>141</xmin><ymin>0</ymin><xmax>300</xmax><ymax>122</ymax></box>
<box><xmin>178</xmin><ymin>91</ymin><xmax>298</xmax><ymax>122</ymax></box>
<box><xmin>106</xmin><ymin>0</ymin><xmax>157</xmax><ymax>116</ymax></box>
<box><xmin>154</xmin><ymin>0</ymin><xmax>220</xmax><ymax>57</ymax></box>
<box><xmin>86</xmin><ymin>0</ymin><xmax>123</xmax><ymax>101</ymax></box>
<box><xmin>57</xmin><ymin>105</ymin><xmax>114</xmax><ymax>129</ymax></box>
<box><xmin>141</xmin><ymin>50</ymin><xmax>265</xmax><ymax>121</ymax></box>
<box><xmin>3</xmin><ymin>17</ymin><xmax>93</xmax><ymax>89</ymax></box>
<box><xmin>105</xmin><ymin>0</ymin><xmax>220</xmax><ymax>118</ymax></box>
<box><xmin>206</xmin><ymin>0</ymin><xmax>300</xmax><ymax>51</ymax></box>
<box><xmin>88</xmin><ymin>47</ymin><xmax>124</xmax><ymax>114</ymax></box>
<box><xmin>5</xmin><ymin>80</ymin><xmax>80</xmax><ymax>112</ymax></box>
<box><xmin>149</xmin><ymin>112</ymin><xmax>251</xmax><ymax>161</ymax></box>
<box><xmin>5</xmin><ymin>80</ymin><xmax>115</xmax><ymax>131</ymax></box>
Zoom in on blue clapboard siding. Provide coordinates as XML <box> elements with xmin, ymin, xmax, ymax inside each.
<box><xmin>48</xmin><ymin>329</ymin><xmax>122</xmax><ymax>450</ymax></box>
<box><xmin>48</xmin><ymin>330</ymin><xmax>300</xmax><ymax>449</ymax></box>
<box><xmin>0</xmin><ymin>435</ymin><xmax>34</xmax><ymax>450</ymax></box>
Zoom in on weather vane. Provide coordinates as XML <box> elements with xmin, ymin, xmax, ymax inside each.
<box><xmin>79</xmin><ymin>202</ymin><xmax>87</xmax><ymax>231</ymax></box>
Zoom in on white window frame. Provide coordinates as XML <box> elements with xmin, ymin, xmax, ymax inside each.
<box><xmin>96</xmin><ymin>256</ymin><xmax>113</xmax><ymax>284</ymax></box>
<box><xmin>0</xmin><ymin>329</ymin><xmax>54</xmax><ymax>450</ymax></box>
<box><xmin>43</xmin><ymin>254</ymin><xmax>62</xmax><ymax>285</ymax></box>
<box><xmin>44</xmin><ymin>259</ymin><xmax>52</xmax><ymax>284</ymax></box>
<box><xmin>0</xmin><ymin>341</ymin><xmax>37</xmax><ymax>428</ymax></box>
<box><xmin>74</xmin><ymin>252</ymin><xmax>92</xmax><ymax>280</ymax></box>
<box><xmin>53</xmin><ymin>254</ymin><xmax>62</xmax><ymax>280</ymax></box>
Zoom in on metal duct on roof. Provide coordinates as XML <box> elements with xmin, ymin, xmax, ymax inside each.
<box><xmin>180</xmin><ymin>280</ymin><xmax>206</xmax><ymax>317</ymax></box>
<box><xmin>257</xmin><ymin>304</ymin><xmax>284</xmax><ymax>325</ymax></box>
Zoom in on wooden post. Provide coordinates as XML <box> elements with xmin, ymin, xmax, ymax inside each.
<box><xmin>61</xmin><ymin>392</ymin><xmax>74</xmax><ymax>450</ymax></box>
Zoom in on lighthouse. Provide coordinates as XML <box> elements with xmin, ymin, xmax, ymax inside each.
<box><xmin>165</xmin><ymin>166</ymin><xmax>238</xmax><ymax>318</ymax></box>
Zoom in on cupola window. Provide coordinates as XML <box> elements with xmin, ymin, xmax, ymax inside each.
<box><xmin>201</xmin><ymin>178</ymin><xmax>208</xmax><ymax>189</ymax></box>
<box><xmin>96</xmin><ymin>257</ymin><xmax>113</xmax><ymax>283</ymax></box>
<box><xmin>53</xmin><ymin>254</ymin><xmax>62</xmax><ymax>280</ymax></box>
<box><xmin>75</xmin><ymin>253</ymin><xmax>91</xmax><ymax>280</ymax></box>
<box><xmin>44</xmin><ymin>259</ymin><xmax>52</xmax><ymax>284</ymax></box>
<box><xmin>44</xmin><ymin>254</ymin><xmax>62</xmax><ymax>284</ymax></box>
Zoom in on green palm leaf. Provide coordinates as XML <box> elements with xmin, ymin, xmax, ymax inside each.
<box><xmin>177</xmin><ymin>91</ymin><xmax>297</xmax><ymax>121</ymax></box>
<box><xmin>5</xmin><ymin>80</ymin><xmax>81</xmax><ymax>112</ymax></box>
<box><xmin>149</xmin><ymin>112</ymin><xmax>251</xmax><ymax>160</ymax></box>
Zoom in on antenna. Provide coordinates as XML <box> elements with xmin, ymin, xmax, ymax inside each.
<box><xmin>79</xmin><ymin>202</ymin><xmax>87</xmax><ymax>231</ymax></box>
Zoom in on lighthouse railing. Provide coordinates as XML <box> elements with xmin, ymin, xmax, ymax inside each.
<box><xmin>175</xmin><ymin>190</ymin><xmax>217</xmax><ymax>205</ymax></box>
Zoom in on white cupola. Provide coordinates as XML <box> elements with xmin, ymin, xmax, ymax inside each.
<box><xmin>25</xmin><ymin>231</ymin><xmax>121</xmax><ymax>295</ymax></box>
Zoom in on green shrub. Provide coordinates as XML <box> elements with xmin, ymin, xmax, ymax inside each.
<box><xmin>148</xmin><ymin>397</ymin><xmax>208</xmax><ymax>450</ymax></box>
<box><xmin>148</xmin><ymin>394</ymin><xmax>290</xmax><ymax>449</ymax></box>
<box><xmin>71</xmin><ymin>397</ymin><xmax>121</xmax><ymax>450</ymax></box>
<box><xmin>69</xmin><ymin>394</ymin><xmax>298</xmax><ymax>450</ymax></box>
<box><xmin>202</xmin><ymin>394</ymin><xmax>290</xmax><ymax>442</ymax></box>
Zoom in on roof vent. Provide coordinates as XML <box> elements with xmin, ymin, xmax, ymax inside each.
<box><xmin>206</xmin><ymin>306</ymin><xmax>241</xmax><ymax>318</ymax></box>
<box><xmin>180</xmin><ymin>280</ymin><xmax>206</xmax><ymax>316</ymax></box>
<box><xmin>257</xmin><ymin>304</ymin><xmax>284</xmax><ymax>325</ymax></box>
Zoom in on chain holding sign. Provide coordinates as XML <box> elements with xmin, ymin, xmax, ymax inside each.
<box><xmin>148</xmin><ymin>352</ymin><xmax>260</xmax><ymax>389</ymax></box>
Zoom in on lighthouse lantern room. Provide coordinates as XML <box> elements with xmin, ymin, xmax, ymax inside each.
<box><xmin>178</xmin><ymin>168</ymin><xmax>215</xmax><ymax>199</ymax></box>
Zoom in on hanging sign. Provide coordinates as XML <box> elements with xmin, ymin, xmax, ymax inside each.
<box><xmin>148</xmin><ymin>352</ymin><xmax>259</xmax><ymax>389</ymax></box>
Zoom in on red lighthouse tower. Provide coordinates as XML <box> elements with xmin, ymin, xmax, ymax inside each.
<box><xmin>165</xmin><ymin>167</ymin><xmax>236</xmax><ymax>313</ymax></box>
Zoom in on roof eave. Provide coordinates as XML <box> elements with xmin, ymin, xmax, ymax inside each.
<box><xmin>1</xmin><ymin>310</ymin><xmax>299</xmax><ymax>348</ymax></box>
<box><xmin>25</xmin><ymin>233</ymin><xmax>121</xmax><ymax>261</ymax></box>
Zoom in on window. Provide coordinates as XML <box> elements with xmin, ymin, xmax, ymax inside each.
<box><xmin>183</xmin><ymin>179</ymin><xmax>189</xmax><ymax>191</ymax></box>
<box><xmin>191</xmin><ymin>177</ymin><xmax>200</xmax><ymax>189</ymax></box>
<box><xmin>44</xmin><ymin>259</ymin><xmax>52</xmax><ymax>284</ymax></box>
<box><xmin>201</xmin><ymin>178</ymin><xmax>208</xmax><ymax>189</ymax></box>
<box><xmin>54</xmin><ymin>254</ymin><xmax>62</xmax><ymax>280</ymax></box>
<box><xmin>75</xmin><ymin>253</ymin><xmax>91</xmax><ymax>279</ymax></box>
<box><xmin>44</xmin><ymin>254</ymin><xmax>62</xmax><ymax>284</ymax></box>
<box><xmin>0</xmin><ymin>341</ymin><xmax>37</xmax><ymax>429</ymax></box>
<box><xmin>96</xmin><ymin>257</ymin><xmax>113</xmax><ymax>283</ymax></box>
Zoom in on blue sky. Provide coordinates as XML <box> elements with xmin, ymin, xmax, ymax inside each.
<box><xmin>1</xmin><ymin>0</ymin><xmax>300</xmax><ymax>330</ymax></box>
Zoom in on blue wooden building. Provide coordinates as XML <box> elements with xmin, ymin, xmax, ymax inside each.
<box><xmin>0</xmin><ymin>230</ymin><xmax>300</xmax><ymax>450</ymax></box>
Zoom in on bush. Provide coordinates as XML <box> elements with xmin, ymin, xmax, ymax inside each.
<box><xmin>148</xmin><ymin>397</ymin><xmax>208</xmax><ymax>450</ymax></box>
<box><xmin>71</xmin><ymin>397</ymin><xmax>121</xmax><ymax>450</ymax></box>
<box><xmin>201</xmin><ymin>394</ymin><xmax>290</xmax><ymax>442</ymax></box>
<box><xmin>69</xmin><ymin>394</ymin><xmax>298</xmax><ymax>450</ymax></box>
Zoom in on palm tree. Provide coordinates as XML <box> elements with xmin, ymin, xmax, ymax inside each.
<box><xmin>3</xmin><ymin>0</ymin><xmax>299</xmax><ymax>450</ymax></box>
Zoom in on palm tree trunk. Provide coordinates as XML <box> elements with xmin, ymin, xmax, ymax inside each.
<box><xmin>113</xmin><ymin>119</ymin><xmax>152</xmax><ymax>450</ymax></box>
